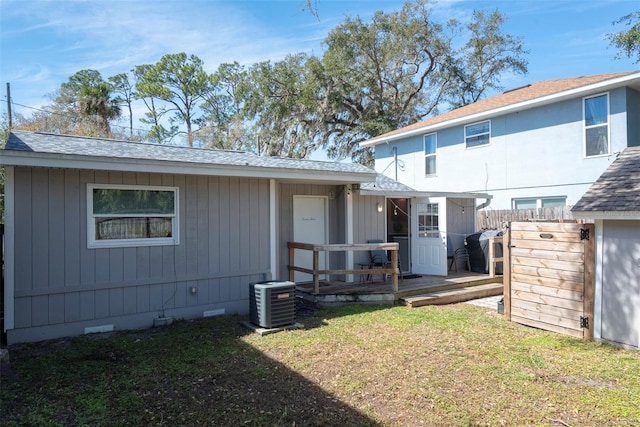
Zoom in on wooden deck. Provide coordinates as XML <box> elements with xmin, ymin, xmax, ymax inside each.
<box><xmin>295</xmin><ymin>272</ymin><xmax>503</xmax><ymax>308</ymax></box>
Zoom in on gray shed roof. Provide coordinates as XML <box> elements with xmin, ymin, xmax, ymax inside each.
<box><xmin>1</xmin><ymin>131</ymin><xmax>377</xmax><ymax>184</ymax></box>
<box><xmin>359</xmin><ymin>173</ymin><xmax>491</xmax><ymax>200</ymax></box>
<box><xmin>360</xmin><ymin>173</ymin><xmax>418</xmax><ymax>193</ymax></box>
<box><xmin>572</xmin><ymin>146</ymin><xmax>640</xmax><ymax>219</ymax></box>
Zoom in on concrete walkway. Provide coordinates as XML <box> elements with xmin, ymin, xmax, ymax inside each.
<box><xmin>466</xmin><ymin>295</ymin><xmax>503</xmax><ymax>310</ymax></box>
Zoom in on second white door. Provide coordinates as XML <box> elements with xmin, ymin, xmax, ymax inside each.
<box><xmin>293</xmin><ymin>196</ymin><xmax>328</xmax><ymax>282</ymax></box>
<box><xmin>411</xmin><ymin>197</ymin><xmax>447</xmax><ymax>276</ymax></box>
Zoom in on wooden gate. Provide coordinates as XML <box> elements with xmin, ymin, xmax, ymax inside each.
<box><xmin>503</xmin><ymin>221</ymin><xmax>595</xmax><ymax>339</ymax></box>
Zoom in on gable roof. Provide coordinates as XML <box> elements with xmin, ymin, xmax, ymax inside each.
<box><xmin>0</xmin><ymin>131</ymin><xmax>376</xmax><ymax>184</ymax></box>
<box><xmin>361</xmin><ymin>71</ymin><xmax>640</xmax><ymax>147</ymax></box>
<box><xmin>572</xmin><ymin>146</ymin><xmax>640</xmax><ymax>219</ymax></box>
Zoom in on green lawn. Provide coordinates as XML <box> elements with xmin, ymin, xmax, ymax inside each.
<box><xmin>1</xmin><ymin>303</ymin><xmax>639</xmax><ymax>426</ymax></box>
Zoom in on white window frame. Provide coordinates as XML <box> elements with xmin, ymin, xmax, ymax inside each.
<box><xmin>512</xmin><ymin>196</ymin><xmax>567</xmax><ymax>210</ymax></box>
<box><xmin>465</xmin><ymin>120</ymin><xmax>491</xmax><ymax>149</ymax></box>
<box><xmin>583</xmin><ymin>92</ymin><xmax>610</xmax><ymax>158</ymax></box>
<box><xmin>417</xmin><ymin>203</ymin><xmax>439</xmax><ymax>238</ymax></box>
<box><xmin>87</xmin><ymin>184</ymin><xmax>180</xmax><ymax>249</ymax></box>
<box><xmin>424</xmin><ymin>133</ymin><xmax>437</xmax><ymax>176</ymax></box>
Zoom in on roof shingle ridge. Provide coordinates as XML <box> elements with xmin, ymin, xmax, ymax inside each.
<box><xmin>370</xmin><ymin>70</ymin><xmax>639</xmax><ymax>141</ymax></box>
<box><xmin>12</xmin><ymin>130</ymin><xmax>250</xmax><ymax>155</ymax></box>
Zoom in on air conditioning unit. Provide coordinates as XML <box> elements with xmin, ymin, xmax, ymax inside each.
<box><xmin>250</xmin><ymin>281</ymin><xmax>296</xmax><ymax>328</ymax></box>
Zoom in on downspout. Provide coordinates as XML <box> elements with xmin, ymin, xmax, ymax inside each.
<box><xmin>476</xmin><ymin>196</ymin><xmax>492</xmax><ymax>211</ymax></box>
<box><xmin>269</xmin><ymin>179</ymin><xmax>277</xmax><ymax>281</ymax></box>
<box><xmin>475</xmin><ymin>196</ymin><xmax>492</xmax><ymax>231</ymax></box>
<box><xmin>345</xmin><ymin>185</ymin><xmax>354</xmax><ymax>282</ymax></box>
<box><xmin>393</xmin><ymin>147</ymin><xmax>398</xmax><ymax>181</ymax></box>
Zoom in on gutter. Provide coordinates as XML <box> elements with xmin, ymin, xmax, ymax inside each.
<box><xmin>476</xmin><ymin>196</ymin><xmax>492</xmax><ymax>211</ymax></box>
<box><xmin>0</xmin><ymin>150</ymin><xmax>377</xmax><ymax>184</ymax></box>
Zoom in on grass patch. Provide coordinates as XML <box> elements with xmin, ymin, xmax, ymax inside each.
<box><xmin>2</xmin><ymin>304</ymin><xmax>639</xmax><ymax>426</ymax></box>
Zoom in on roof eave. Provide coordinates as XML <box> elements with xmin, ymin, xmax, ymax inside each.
<box><xmin>358</xmin><ymin>188</ymin><xmax>492</xmax><ymax>199</ymax></box>
<box><xmin>0</xmin><ymin>151</ymin><xmax>376</xmax><ymax>184</ymax></box>
<box><xmin>572</xmin><ymin>210</ymin><xmax>640</xmax><ymax>220</ymax></box>
<box><xmin>361</xmin><ymin>71</ymin><xmax>640</xmax><ymax>147</ymax></box>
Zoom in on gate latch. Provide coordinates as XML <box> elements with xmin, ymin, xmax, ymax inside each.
<box><xmin>580</xmin><ymin>228</ymin><xmax>590</xmax><ymax>241</ymax></box>
<box><xmin>580</xmin><ymin>316</ymin><xmax>589</xmax><ymax>329</ymax></box>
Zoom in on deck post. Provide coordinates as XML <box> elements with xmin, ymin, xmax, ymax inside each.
<box><xmin>503</xmin><ymin>224</ymin><xmax>511</xmax><ymax>320</ymax></box>
<box><xmin>391</xmin><ymin>249</ymin><xmax>399</xmax><ymax>293</ymax></box>
<box><xmin>289</xmin><ymin>245</ymin><xmax>295</xmax><ymax>282</ymax></box>
<box><xmin>489</xmin><ymin>237</ymin><xmax>495</xmax><ymax>277</ymax></box>
<box><xmin>313</xmin><ymin>250</ymin><xmax>320</xmax><ymax>294</ymax></box>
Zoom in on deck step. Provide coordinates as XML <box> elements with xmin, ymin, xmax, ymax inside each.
<box><xmin>401</xmin><ymin>283</ymin><xmax>503</xmax><ymax>308</ymax></box>
<box><xmin>395</xmin><ymin>276</ymin><xmax>502</xmax><ymax>299</ymax></box>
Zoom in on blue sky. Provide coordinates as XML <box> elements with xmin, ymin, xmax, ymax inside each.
<box><xmin>1</xmin><ymin>0</ymin><xmax>638</xmax><ymax>137</ymax></box>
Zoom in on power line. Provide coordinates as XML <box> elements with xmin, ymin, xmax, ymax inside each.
<box><xmin>4</xmin><ymin>97</ymin><xmax>153</xmax><ymax>135</ymax></box>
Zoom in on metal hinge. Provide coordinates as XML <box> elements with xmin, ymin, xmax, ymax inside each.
<box><xmin>580</xmin><ymin>228</ymin><xmax>590</xmax><ymax>241</ymax></box>
<box><xmin>580</xmin><ymin>316</ymin><xmax>589</xmax><ymax>329</ymax></box>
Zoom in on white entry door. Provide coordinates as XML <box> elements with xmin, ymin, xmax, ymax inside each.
<box><xmin>411</xmin><ymin>198</ymin><xmax>447</xmax><ymax>276</ymax></box>
<box><xmin>293</xmin><ymin>196</ymin><xmax>328</xmax><ymax>282</ymax></box>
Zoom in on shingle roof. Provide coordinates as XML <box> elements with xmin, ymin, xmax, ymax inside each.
<box><xmin>360</xmin><ymin>173</ymin><xmax>418</xmax><ymax>193</ymax></box>
<box><xmin>572</xmin><ymin>146</ymin><xmax>640</xmax><ymax>213</ymax></box>
<box><xmin>2</xmin><ymin>131</ymin><xmax>375</xmax><ymax>178</ymax></box>
<box><xmin>364</xmin><ymin>71</ymin><xmax>638</xmax><ymax>145</ymax></box>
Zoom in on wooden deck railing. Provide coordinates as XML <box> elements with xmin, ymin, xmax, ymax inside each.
<box><xmin>287</xmin><ymin>242</ymin><xmax>399</xmax><ymax>294</ymax></box>
<box><xmin>488</xmin><ymin>236</ymin><xmax>504</xmax><ymax>278</ymax></box>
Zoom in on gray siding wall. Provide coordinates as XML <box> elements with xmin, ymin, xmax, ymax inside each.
<box><xmin>352</xmin><ymin>193</ymin><xmax>386</xmax><ymax>265</ymax></box>
<box><xmin>10</xmin><ymin>167</ymin><xmax>271</xmax><ymax>343</ymax></box>
<box><xmin>601</xmin><ymin>220</ymin><xmax>640</xmax><ymax>348</ymax></box>
<box><xmin>277</xmin><ymin>183</ymin><xmax>343</xmax><ymax>281</ymax></box>
<box><xmin>446</xmin><ymin>198</ymin><xmax>476</xmax><ymax>252</ymax></box>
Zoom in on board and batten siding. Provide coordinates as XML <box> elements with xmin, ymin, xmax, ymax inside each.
<box><xmin>276</xmin><ymin>185</ymin><xmax>385</xmax><ymax>281</ymax></box>
<box><xmin>446</xmin><ymin>198</ymin><xmax>476</xmax><ymax>252</ymax></box>
<box><xmin>9</xmin><ymin>167</ymin><xmax>271</xmax><ymax>343</ymax></box>
<box><xmin>352</xmin><ymin>193</ymin><xmax>386</xmax><ymax>265</ymax></box>
<box><xmin>600</xmin><ymin>220</ymin><xmax>640</xmax><ymax>348</ymax></box>
<box><xmin>277</xmin><ymin>183</ymin><xmax>343</xmax><ymax>281</ymax></box>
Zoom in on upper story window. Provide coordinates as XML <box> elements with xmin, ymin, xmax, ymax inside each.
<box><xmin>512</xmin><ymin>196</ymin><xmax>566</xmax><ymax>210</ymax></box>
<box><xmin>465</xmin><ymin>120</ymin><xmax>491</xmax><ymax>148</ymax></box>
<box><xmin>424</xmin><ymin>133</ymin><xmax>437</xmax><ymax>176</ymax></box>
<box><xmin>87</xmin><ymin>184</ymin><xmax>179</xmax><ymax>248</ymax></box>
<box><xmin>584</xmin><ymin>93</ymin><xmax>609</xmax><ymax>157</ymax></box>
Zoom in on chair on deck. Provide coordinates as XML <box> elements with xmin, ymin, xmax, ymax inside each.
<box><xmin>367</xmin><ymin>239</ymin><xmax>403</xmax><ymax>282</ymax></box>
<box><xmin>452</xmin><ymin>247</ymin><xmax>471</xmax><ymax>272</ymax></box>
<box><xmin>447</xmin><ymin>235</ymin><xmax>455</xmax><ymax>272</ymax></box>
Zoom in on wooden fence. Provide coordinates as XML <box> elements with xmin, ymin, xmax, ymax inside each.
<box><xmin>477</xmin><ymin>206</ymin><xmax>576</xmax><ymax>230</ymax></box>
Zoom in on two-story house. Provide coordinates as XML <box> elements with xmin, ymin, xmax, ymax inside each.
<box><xmin>361</xmin><ymin>71</ymin><xmax>640</xmax><ymax>211</ymax></box>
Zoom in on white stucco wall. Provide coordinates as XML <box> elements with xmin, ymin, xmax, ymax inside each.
<box><xmin>375</xmin><ymin>87</ymin><xmax>634</xmax><ymax>209</ymax></box>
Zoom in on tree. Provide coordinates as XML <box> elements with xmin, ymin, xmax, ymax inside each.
<box><xmin>109</xmin><ymin>73</ymin><xmax>136</xmax><ymax>138</ymax></box>
<box><xmin>198</xmin><ymin>62</ymin><xmax>251</xmax><ymax>150</ymax></box>
<box><xmin>60</xmin><ymin>69</ymin><xmax>120</xmax><ymax>136</ymax></box>
<box><xmin>132</xmin><ymin>64</ymin><xmax>175</xmax><ymax>144</ymax></box>
<box><xmin>608</xmin><ymin>11</ymin><xmax>640</xmax><ymax>63</ymax></box>
<box><xmin>135</xmin><ymin>53</ymin><xmax>211</xmax><ymax>146</ymax></box>
<box><xmin>442</xmin><ymin>9</ymin><xmax>528</xmax><ymax>108</ymax></box>
<box><xmin>0</xmin><ymin>114</ymin><xmax>8</xmax><ymax>220</ymax></box>
<box><xmin>307</xmin><ymin>0</ymin><xmax>528</xmax><ymax>165</ymax></box>
<box><xmin>311</xmin><ymin>0</ymin><xmax>453</xmax><ymax>163</ymax></box>
<box><xmin>244</xmin><ymin>54</ymin><xmax>323</xmax><ymax>157</ymax></box>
